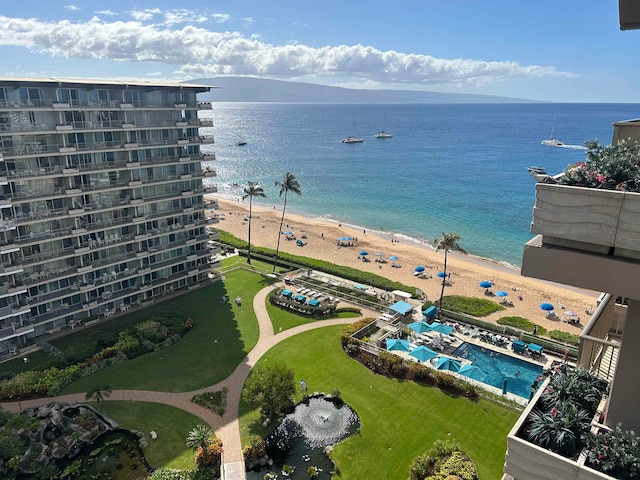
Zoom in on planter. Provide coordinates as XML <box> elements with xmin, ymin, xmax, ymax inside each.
<box><xmin>532</xmin><ymin>183</ymin><xmax>640</xmax><ymax>260</ymax></box>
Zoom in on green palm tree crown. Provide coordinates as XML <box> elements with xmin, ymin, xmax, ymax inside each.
<box><xmin>273</xmin><ymin>172</ymin><xmax>302</xmax><ymax>272</ymax></box>
<box><xmin>85</xmin><ymin>385</ymin><xmax>112</xmax><ymax>404</ymax></box>
<box><xmin>433</xmin><ymin>232</ymin><xmax>467</xmax><ymax>317</ymax></box>
<box><xmin>242</xmin><ymin>181</ymin><xmax>266</xmax><ymax>264</ymax></box>
<box><xmin>185</xmin><ymin>424</ymin><xmax>214</xmax><ymax>451</ymax></box>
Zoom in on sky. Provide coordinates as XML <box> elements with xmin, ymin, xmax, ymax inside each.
<box><xmin>0</xmin><ymin>0</ymin><xmax>637</xmax><ymax>103</ymax></box>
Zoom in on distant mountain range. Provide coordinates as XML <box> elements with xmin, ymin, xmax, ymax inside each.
<box><xmin>192</xmin><ymin>76</ymin><xmax>537</xmax><ymax>104</ymax></box>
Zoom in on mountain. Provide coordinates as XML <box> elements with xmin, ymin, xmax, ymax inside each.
<box><xmin>191</xmin><ymin>76</ymin><xmax>537</xmax><ymax>104</ymax></box>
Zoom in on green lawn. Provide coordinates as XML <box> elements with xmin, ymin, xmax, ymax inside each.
<box><xmin>238</xmin><ymin>326</ymin><xmax>519</xmax><ymax>480</ymax></box>
<box><xmin>60</xmin><ymin>269</ymin><xmax>271</xmax><ymax>393</ymax></box>
<box><xmin>95</xmin><ymin>401</ymin><xmax>203</xmax><ymax>470</ymax></box>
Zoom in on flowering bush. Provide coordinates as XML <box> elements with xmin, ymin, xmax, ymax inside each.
<box><xmin>559</xmin><ymin>139</ymin><xmax>640</xmax><ymax>192</ymax></box>
<box><xmin>584</xmin><ymin>423</ymin><xmax>640</xmax><ymax>479</ymax></box>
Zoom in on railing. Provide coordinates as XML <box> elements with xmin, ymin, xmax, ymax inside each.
<box><xmin>76</xmin><ymin>161</ymin><xmax>128</xmax><ymax>172</ymax></box>
<box><xmin>13</xmin><ymin>207</ymin><xmax>69</xmax><ymax>223</ymax></box>
<box><xmin>6</xmin><ymin>165</ymin><xmax>64</xmax><ymax>178</ymax></box>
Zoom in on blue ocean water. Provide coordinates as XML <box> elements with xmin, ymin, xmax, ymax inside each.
<box><xmin>199</xmin><ymin>103</ymin><xmax>640</xmax><ymax>266</ymax></box>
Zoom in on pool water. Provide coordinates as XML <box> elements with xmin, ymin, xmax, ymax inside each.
<box><xmin>452</xmin><ymin>342</ymin><xmax>543</xmax><ymax>398</ymax></box>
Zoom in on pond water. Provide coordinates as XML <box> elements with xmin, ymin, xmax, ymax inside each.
<box><xmin>246</xmin><ymin>396</ymin><xmax>360</xmax><ymax>480</ymax></box>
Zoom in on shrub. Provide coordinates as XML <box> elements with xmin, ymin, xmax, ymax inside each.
<box><xmin>409</xmin><ymin>362</ymin><xmax>433</xmax><ymax>381</ymax></box>
<box><xmin>195</xmin><ymin>438</ymin><xmax>223</xmax><ymax>467</ymax></box>
<box><xmin>434</xmin><ymin>371</ymin><xmax>456</xmax><ymax>388</ymax></box>
<box><xmin>340</xmin><ymin>318</ymin><xmax>374</xmax><ymax>348</ymax></box>
<box><xmin>242</xmin><ymin>434</ymin><xmax>266</xmax><ymax>464</ymax></box>
<box><xmin>136</xmin><ymin>320</ymin><xmax>169</xmax><ymax>343</ymax></box>
<box><xmin>584</xmin><ymin>423</ymin><xmax>640</xmax><ymax>479</ymax></box>
<box><xmin>431</xmin><ymin>451</ymin><xmax>478</xmax><ymax>480</ymax></box>
<box><xmin>440</xmin><ymin>296</ymin><xmax>505</xmax><ymax>317</ymax></box>
<box><xmin>191</xmin><ymin>387</ymin><xmax>228</xmax><ymax>416</ymax></box>
<box><xmin>497</xmin><ymin>317</ymin><xmax>547</xmax><ymax>336</ymax></box>
<box><xmin>378</xmin><ymin>351</ymin><xmax>407</xmax><ymax>377</ymax></box>
<box><xmin>549</xmin><ymin>330</ymin><xmax>580</xmax><ymax>346</ymax></box>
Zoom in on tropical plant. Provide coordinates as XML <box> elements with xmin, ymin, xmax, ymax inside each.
<box><xmin>433</xmin><ymin>232</ymin><xmax>467</xmax><ymax>318</ymax></box>
<box><xmin>242</xmin><ymin>181</ymin><xmax>266</xmax><ymax>264</ymax></box>
<box><xmin>185</xmin><ymin>424</ymin><xmax>214</xmax><ymax>451</ymax></box>
<box><xmin>84</xmin><ymin>385</ymin><xmax>112</xmax><ymax>404</ymax></box>
<box><xmin>243</xmin><ymin>363</ymin><xmax>296</xmax><ymax>420</ymax></box>
<box><xmin>526</xmin><ymin>405</ymin><xmax>591</xmax><ymax>457</ymax></box>
<box><xmin>273</xmin><ymin>172</ymin><xmax>302</xmax><ymax>273</ymax></box>
<box><xmin>584</xmin><ymin>423</ymin><xmax>640</xmax><ymax>479</ymax></box>
<box><xmin>558</xmin><ymin>139</ymin><xmax>640</xmax><ymax>192</ymax></box>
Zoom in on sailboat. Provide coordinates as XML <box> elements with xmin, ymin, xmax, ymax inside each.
<box><xmin>541</xmin><ymin>118</ymin><xmax>564</xmax><ymax>147</ymax></box>
<box><xmin>342</xmin><ymin>114</ymin><xmax>364</xmax><ymax>143</ymax></box>
<box><xmin>374</xmin><ymin>114</ymin><xmax>393</xmax><ymax>138</ymax></box>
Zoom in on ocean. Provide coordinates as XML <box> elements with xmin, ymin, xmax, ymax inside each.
<box><xmin>199</xmin><ymin>103</ymin><xmax>640</xmax><ymax>267</ymax></box>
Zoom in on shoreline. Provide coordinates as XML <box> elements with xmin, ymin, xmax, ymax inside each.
<box><xmin>209</xmin><ymin>195</ymin><xmax>599</xmax><ymax>334</ymax></box>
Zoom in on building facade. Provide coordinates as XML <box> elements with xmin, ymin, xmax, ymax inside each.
<box><xmin>0</xmin><ymin>77</ymin><xmax>220</xmax><ymax>356</ymax></box>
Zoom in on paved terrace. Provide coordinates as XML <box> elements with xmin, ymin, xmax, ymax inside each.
<box><xmin>1</xmin><ymin>285</ymin><xmax>379</xmax><ymax>480</ymax></box>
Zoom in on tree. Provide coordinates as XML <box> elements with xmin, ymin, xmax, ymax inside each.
<box><xmin>84</xmin><ymin>385</ymin><xmax>112</xmax><ymax>404</ymax></box>
<box><xmin>272</xmin><ymin>172</ymin><xmax>302</xmax><ymax>273</ymax></box>
<box><xmin>242</xmin><ymin>181</ymin><xmax>266</xmax><ymax>264</ymax></box>
<box><xmin>185</xmin><ymin>424</ymin><xmax>214</xmax><ymax>451</ymax></box>
<box><xmin>433</xmin><ymin>232</ymin><xmax>467</xmax><ymax>318</ymax></box>
<box><xmin>243</xmin><ymin>363</ymin><xmax>296</xmax><ymax>420</ymax></box>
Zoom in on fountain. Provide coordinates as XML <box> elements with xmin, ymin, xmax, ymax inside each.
<box><xmin>247</xmin><ymin>395</ymin><xmax>360</xmax><ymax>479</ymax></box>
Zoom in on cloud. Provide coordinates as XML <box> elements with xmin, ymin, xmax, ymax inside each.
<box><xmin>0</xmin><ymin>15</ymin><xmax>572</xmax><ymax>88</ymax></box>
<box><xmin>95</xmin><ymin>10</ymin><xmax>118</xmax><ymax>17</ymax></box>
<box><xmin>64</xmin><ymin>5</ymin><xmax>79</xmax><ymax>11</ymax></box>
<box><xmin>212</xmin><ymin>13</ymin><xmax>232</xmax><ymax>23</ymax></box>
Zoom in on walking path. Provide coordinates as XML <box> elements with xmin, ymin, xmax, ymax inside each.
<box><xmin>1</xmin><ymin>285</ymin><xmax>378</xmax><ymax>478</ymax></box>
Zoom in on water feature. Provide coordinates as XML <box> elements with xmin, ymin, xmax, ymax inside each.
<box><xmin>247</xmin><ymin>395</ymin><xmax>360</xmax><ymax>479</ymax></box>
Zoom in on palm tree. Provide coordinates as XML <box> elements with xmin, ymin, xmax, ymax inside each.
<box><xmin>433</xmin><ymin>232</ymin><xmax>467</xmax><ymax>318</ymax></box>
<box><xmin>272</xmin><ymin>172</ymin><xmax>302</xmax><ymax>273</ymax></box>
<box><xmin>185</xmin><ymin>424</ymin><xmax>213</xmax><ymax>451</ymax></box>
<box><xmin>242</xmin><ymin>181</ymin><xmax>266</xmax><ymax>264</ymax></box>
<box><xmin>85</xmin><ymin>385</ymin><xmax>112</xmax><ymax>404</ymax></box>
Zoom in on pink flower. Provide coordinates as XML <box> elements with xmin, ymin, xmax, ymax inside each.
<box><xmin>596</xmin><ymin>175</ymin><xmax>606</xmax><ymax>183</ymax></box>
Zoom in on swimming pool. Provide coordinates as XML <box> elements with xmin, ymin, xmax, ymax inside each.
<box><xmin>452</xmin><ymin>342</ymin><xmax>543</xmax><ymax>398</ymax></box>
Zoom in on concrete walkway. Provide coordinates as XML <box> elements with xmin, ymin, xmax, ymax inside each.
<box><xmin>1</xmin><ymin>285</ymin><xmax>378</xmax><ymax>478</ymax></box>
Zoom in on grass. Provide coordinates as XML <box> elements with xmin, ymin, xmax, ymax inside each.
<box><xmin>60</xmin><ymin>269</ymin><xmax>272</xmax><ymax>393</ymax></box>
<box><xmin>498</xmin><ymin>316</ymin><xmax>548</xmax><ymax>336</ymax></box>
<box><xmin>442</xmin><ymin>295</ymin><xmax>506</xmax><ymax>317</ymax></box>
<box><xmin>94</xmin><ymin>401</ymin><xmax>204</xmax><ymax>470</ymax></box>
<box><xmin>238</xmin><ymin>326</ymin><xmax>519</xmax><ymax>480</ymax></box>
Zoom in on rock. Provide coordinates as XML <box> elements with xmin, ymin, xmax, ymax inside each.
<box><xmin>36</xmin><ymin>406</ymin><xmax>52</xmax><ymax>418</ymax></box>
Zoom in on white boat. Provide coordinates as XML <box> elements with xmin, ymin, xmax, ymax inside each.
<box><xmin>527</xmin><ymin>166</ymin><xmax>547</xmax><ymax>175</ymax></box>
<box><xmin>373</xmin><ymin>131</ymin><xmax>393</xmax><ymax>138</ymax></box>
<box><xmin>235</xmin><ymin>141</ymin><xmax>247</xmax><ymax>146</ymax></box>
<box><xmin>342</xmin><ymin>114</ymin><xmax>363</xmax><ymax>143</ymax></box>
<box><xmin>541</xmin><ymin>118</ymin><xmax>564</xmax><ymax>147</ymax></box>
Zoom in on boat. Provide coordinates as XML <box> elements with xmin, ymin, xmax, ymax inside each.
<box><xmin>235</xmin><ymin>141</ymin><xmax>247</xmax><ymax>146</ymax></box>
<box><xmin>527</xmin><ymin>166</ymin><xmax>547</xmax><ymax>175</ymax></box>
<box><xmin>342</xmin><ymin>114</ymin><xmax>363</xmax><ymax>143</ymax></box>
<box><xmin>373</xmin><ymin>131</ymin><xmax>393</xmax><ymax>139</ymax></box>
<box><xmin>541</xmin><ymin>118</ymin><xmax>564</xmax><ymax>147</ymax></box>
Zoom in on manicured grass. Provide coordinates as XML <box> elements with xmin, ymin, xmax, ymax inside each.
<box><xmin>0</xmin><ymin>349</ymin><xmax>57</xmax><ymax>375</ymax></box>
<box><xmin>498</xmin><ymin>316</ymin><xmax>548</xmax><ymax>336</ymax></box>
<box><xmin>61</xmin><ymin>269</ymin><xmax>271</xmax><ymax>393</ymax></box>
<box><xmin>443</xmin><ymin>295</ymin><xmax>506</xmax><ymax>316</ymax></box>
<box><xmin>266</xmin><ymin>296</ymin><xmax>361</xmax><ymax>332</ymax></box>
<box><xmin>95</xmin><ymin>401</ymin><xmax>203</xmax><ymax>470</ymax></box>
<box><xmin>238</xmin><ymin>326</ymin><xmax>519</xmax><ymax>480</ymax></box>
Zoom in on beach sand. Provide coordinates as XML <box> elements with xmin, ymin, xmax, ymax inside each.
<box><xmin>210</xmin><ymin>197</ymin><xmax>598</xmax><ymax>335</ymax></box>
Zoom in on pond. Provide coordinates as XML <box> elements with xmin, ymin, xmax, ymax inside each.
<box><xmin>247</xmin><ymin>396</ymin><xmax>360</xmax><ymax>480</ymax></box>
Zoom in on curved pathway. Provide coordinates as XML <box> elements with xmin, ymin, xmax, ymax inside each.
<box><xmin>1</xmin><ymin>285</ymin><xmax>379</xmax><ymax>471</ymax></box>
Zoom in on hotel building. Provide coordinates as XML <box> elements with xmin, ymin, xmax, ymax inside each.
<box><xmin>0</xmin><ymin>77</ymin><xmax>219</xmax><ymax>356</ymax></box>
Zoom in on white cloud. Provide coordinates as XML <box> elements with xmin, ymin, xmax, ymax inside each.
<box><xmin>212</xmin><ymin>13</ymin><xmax>232</xmax><ymax>23</ymax></box>
<box><xmin>64</xmin><ymin>5</ymin><xmax>79</xmax><ymax>11</ymax></box>
<box><xmin>0</xmin><ymin>15</ymin><xmax>572</xmax><ymax>88</ymax></box>
<box><xmin>95</xmin><ymin>10</ymin><xmax>118</xmax><ymax>17</ymax></box>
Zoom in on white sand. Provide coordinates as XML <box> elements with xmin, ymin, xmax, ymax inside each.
<box><xmin>211</xmin><ymin>197</ymin><xmax>598</xmax><ymax>334</ymax></box>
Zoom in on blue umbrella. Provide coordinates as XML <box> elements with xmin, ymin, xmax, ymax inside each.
<box><xmin>388</xmin><ymin>255</ymin><xmax>399</xmax><ymax>261</ymax></box>
<box><xmin>359</xmin><ymin>251</ymin><xmax>369</xmax><ymax>256</ymax></box>
<box><xmin>410</xmin><ymin>345</ymin><xmax>438</xmax><ymax>363</ymax></box>
<box><xmin>283</xmin><ymin>231</ymin><xmax>293</xmax><ymax>235</ymax></box>
<box><xmin>502</xmin><ymin>378</ymin><xmax>509</xmax><ymax>395</ymax></box>
<box><xmin>386</xmin><ymin>339</ymin><xmax>411</xmax><ymax>352</ymax></box>
<box><xmin>459</xmin><ymin>364</ymin><xmax>488</xmax><ymax>382</ymax></box>
<box><xmin>436</xmin><ymin>357</ymin><xmax>462</xmax><ymax>372</ymax></box>
<box><xmin>429</xmin><ymin>322</ymin><xmax>455</xmax><ymax>335</ymax></box>
<box><xmin>540</xmin><ymin>303</ymin><xmax>554</xmax><ymax>311</ymax></box>
<box><xmin>414</xmin><ymin>265</ymin><xmax>425</xmax><ymax>272</ymax></box>
<box><xmin>480</xmin><ymin>281</ymin><xmax>493</xmax><ymax>288</ymax></box>
<box><xmin>495</xmin><ymin>291</ymin><xmax>509</xmax><ymax>297</ymax></box>
<box><xmin>408</xmin><ymin>321</ymin><xmax>431</xmax><ymax>333</ymax></box>
<box><xmin>376</xmin><ymin>252</ymin><xmax>385</xmax><ymax>257</ymax></box>
<box><xmin>437</xmin><ymin>271</ymin><xmax>449</xmax><ymax>278</ymax></box>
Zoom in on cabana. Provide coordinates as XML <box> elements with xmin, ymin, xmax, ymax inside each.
<box><xmin>281</xmin><ymin>289</ymin><xmax>293</xmax><ymax>298</ymax></box>
<box><xmin>307</xmin><ymin>299</ymin><xmax>320</xmax><ymax>307</ymax></box>
<box><xmin>389</xmin><ymin>300</ymin><xmax>414</xmax><ymax>320</ymax></box>
<box><xmin>512</xmin><ymin>339</ymin><xmax>526</xmax><ymax>353</ymax></box>
<box><xmin>528</xmin><ymin>342</ymin><xmax>543</xmax><ymax>358</ymax></box>
<box><xmin>423</xmin><ymin>305</ymin><xmax>437</xmax><ymax>320</ymax></box>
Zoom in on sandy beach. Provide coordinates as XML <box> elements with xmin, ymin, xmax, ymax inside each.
<box><xmin>210</xmin><ymin>197</ymin><xmax>599</xmax><ymax>335</ymax></box>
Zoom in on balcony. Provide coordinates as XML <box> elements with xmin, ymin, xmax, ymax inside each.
<box><xmin>197</xmin><ymin>101</ymin><xmax>212</xmax><ymax>110</ymax></box>
<box><xmin>199</xmin><ymin>135</ymin><xmax>215</xmax><ymax>144</ymax></box>
<box><xmin>199</xmin><ymin>119</ymin><xmax>213</xmax><ymax>127</ymax></box>
<box><xmin>522</xmin><ymin>183</ymin><xmax>640</xmax><ymax>299</ymax></box>
<box><xmin>203</xmin><ymin>153</ymin><xmax>216</xmax><ymax>161</ymax></box>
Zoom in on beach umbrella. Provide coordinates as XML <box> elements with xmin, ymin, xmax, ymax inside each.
<box><xmin>408</xmin><ymin>321</ymin><xmax>431</xmax><ymax>333</ymax></box>
<box><xmin>376</xmin><ymin>252</ymin><xmax>385</xmax><ymax>257</ymax></box>
<box><xmin>436</xmin><ymin>357</ymin><xmax>462</xmax><ymax>372</ymax></box>
<box><xmin>564</xmin><ymin>311</ymin><xmax>578</xmax><ymax>317</ymax></box>
<box><xmin>429</xmin><ymin>322</ymin><xmax>455</xmax><ymax>335</ymax></box>
<box><xmin>410</xmin><ymin>345</ymin><xmax>438</xmax><ymax>363</ymax></box>
<box><xmin>414</xmin><ymin>265</ymin><xmax>426</xmax><ymax>272</ymax></box>
<box><xmin>502</xmin><ymin>378</ymin><xmax>508</xmax><ymax>395</ymax></box>
<box><xmin>437</xmin><ymin>271</ymin><xmax>449</xmax><ymax>278</ymax></box>
<box><xmin>359</xmin><ymin>251</ymin><xmax>369</xmax><ymax>256</ymax></box>
<box><xmin>459</xmin><ymin>364</ymin><xmax>488</xmax><ymax>382</ymax></box>
<box><xmin>388</xmin><ymin>255</ymin><xmax>399</xmax><ymax>261</ymax></box>
<box><xmin>283</xmin><ymin>231</ymin><xmax>293</xmax><ymax>235</ymax></box>
<box><xmin>495</xmin><ymin>291</ymin><xmax>509</xmax><ymax>297</ymax></box>
<box><xmin>479</xmin><ymin>281</ymin><xmax>493</xmax><ymax>288</ymax></box>
<box><xmin>386</xmin><ymin>339</ymin><xmax>411</xmax><ymax>352</ymax></box>
<box><xmin>540</xmin><ymin>303</ymin><xmax>554</xmax><ymax>311</ymax></box>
